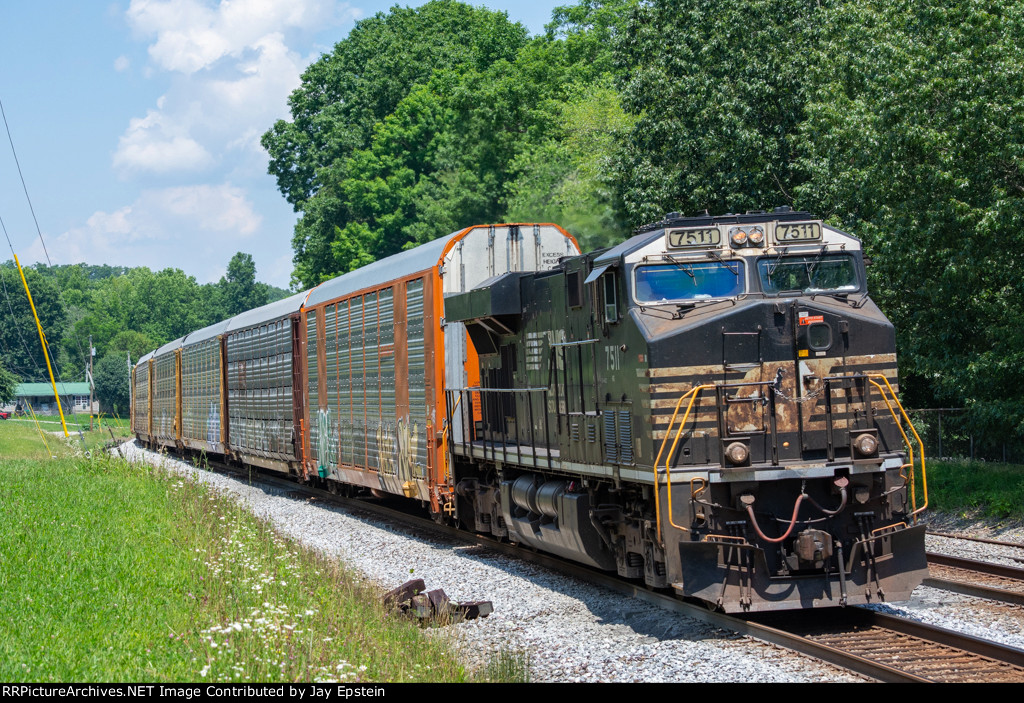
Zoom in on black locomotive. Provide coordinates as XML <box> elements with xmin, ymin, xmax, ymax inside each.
<box><xmin>445</xmin><ymin>208</ymin><xmax>928</xmax><ymax>612</ymax></box>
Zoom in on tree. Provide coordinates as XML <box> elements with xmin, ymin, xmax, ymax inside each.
<box><xmin>0</xmin><ymin>262</ymin><xmax>68</xmax><ymax>382</ymax></box>
<box><xmin>505</xmin><ymin>78</ymin><xmax>636</xmax><ymax>251</ymax></box>
<box><xmin>106</xmin><ymin>330</ymin><xmax>157</xmax><ymax>363</ymax></box>
<box><xmin>794</xmin><ymin>0</ymin><xmax>1024</xmax><ymax>435</ymax></box>
<box><xmin>262</xmin><ymin>0</ymin><xmax>532</xmax><ymax>286</ymax></box>
<box><xmin>219</xmin><ymin>252</ymin><xmax>269</xmax><ymax>317</ymax></box>
<box><xmin>93</xmin><ymin>352</ymin><xmax>130</xmax><ymax>415</ymax></box>
<box><xmin>613</xmin><ymin>0</ymin><xmax>822</xmax><ymax>226</ymax></box>
<box><xmin>0</xmin><ymin>360</ymin><xmax>16</xmax><ymax>405</ymax></box>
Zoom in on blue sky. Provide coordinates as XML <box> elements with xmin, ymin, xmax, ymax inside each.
<box><xmin>0</xmin><ymin>1</ymin><xmax>564</xmax><ymax>289</ymax></box>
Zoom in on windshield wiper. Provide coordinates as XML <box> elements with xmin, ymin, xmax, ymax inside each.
<box><xmin>766</xmin><ymin>246</ymin><xmax>790</xmax><ymax>276</ymax></box>
<box><xmin>705</xmin><ymin>250</ymin><xmax>740</xmax><ymax>276</ymax></box>
<box><xmin>806</xmin><ymin>245</ymin><xmax>828</xmax><ymax>277</ymax></box>
<box><xmin>664</xmin><ymin>254</ymin><xmax>696</xmax><ymax>280</ymax></box>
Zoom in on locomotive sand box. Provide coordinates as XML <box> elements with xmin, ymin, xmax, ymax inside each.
<box><xmin>132</xmin><ymin>210</ymin><xmax>928</xmax><ymax>613</ymax></box>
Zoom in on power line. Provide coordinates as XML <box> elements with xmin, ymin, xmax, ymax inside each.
<box><xmin>0</xmin><ymin>97</ymin><xmax>89</xmax><ymax>386</ymax></box>
<box><xmin>0</xmin><ymin>98</ymin><xmax>50</xmax><ymax>266</ymax></box>
<box><xmin>0</xmin><ymin>234</ymin><xmax>44</xmax><ymax>376</ymax></box>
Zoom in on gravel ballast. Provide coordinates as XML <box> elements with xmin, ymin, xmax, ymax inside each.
<box><xmin>120</xmin><ymin>441</ymin><xmax>1023</xmax><ymax>682</ymax></box>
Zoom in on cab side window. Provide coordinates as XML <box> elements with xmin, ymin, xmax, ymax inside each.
<box><xmin>602</xmin><ymin>272</ymin><xmax>619</xmax><ymax>324</ymax></box>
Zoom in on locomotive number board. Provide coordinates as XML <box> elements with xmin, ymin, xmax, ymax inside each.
<box><xmin>666</xmin><ymin>227</ymin><xmax>721</xmax><ymax>249</ymax></box>
<box><xmin>775</xmin><ymin>221</ymin><xmax>822</xmax><ymax>242</ymax></box>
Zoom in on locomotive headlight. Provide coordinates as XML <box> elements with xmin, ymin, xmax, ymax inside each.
<box><xmin>724</xmin><ymin>441</ymin><xmax>750</xmax><ymax>465</ymax></box>
<box><xmin>853</xmin><ymin>433</ymin><xmax>879</xmax><ymax>457</ymax></box>
<box><xmin>728</xmin><ymin>226</ymin><xmax>765</xmax><ymax>247</ymax></box>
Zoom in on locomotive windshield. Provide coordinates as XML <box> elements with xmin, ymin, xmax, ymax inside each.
<box><xmin>757</xmin><ymin>254</ymin><xmax>859</xmax><ymax>295</ymax></box>
<box><xmin>634</xmin><ymin>261</ymin><xmax>745</xmax><ymax>303</ymax></box>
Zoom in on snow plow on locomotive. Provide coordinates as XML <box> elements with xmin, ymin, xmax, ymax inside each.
<box><xmin>132</xmin><ymin>212</ymin><xmax>928</xmax><ymax>613</ymax></box>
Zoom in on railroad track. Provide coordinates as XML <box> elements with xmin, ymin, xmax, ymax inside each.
<box><xmin>928</xmin><ymin>531</ymin><xmax>1024</xmax><ymax>551</ymax></box>
<box><xmin>924</xmin><ymin>553</ymin><xmax>1024</xmax><ymax>606</ymax></box>
<box><xmin>751</xmin><ymin>608</ymin><xmax>1024</xmax><ymax>683</ymax></box>
<box><xmin>138</xmin><ymin>446</ymin><xmax>1024</xmax><ymax>683</ymax></box>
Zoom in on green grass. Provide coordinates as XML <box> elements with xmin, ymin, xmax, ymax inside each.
<box><xmin>924</xmin><ymin>458</ymin><xmax>1024</xmax><ymax>522</ymax></box>
<box><xmin>2</xmin><ymin>411</ymin><xmax>133</xmax><ymax>457</ymax></box>
<box><xmin>0</xmin><ymin>423</ymin><xmax>527</xmax><ymax>683</ymax></box>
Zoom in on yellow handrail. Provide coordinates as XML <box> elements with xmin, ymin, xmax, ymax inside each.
<box><xmin>652</xmin><ymin>373</ymin><xmax>927</xmax><ymax>543</ymax></box>
<box><xmin>652</xmin><ymin>384</ymin><xmax>714</xmax><ymax>542</ymax></box>
<box><xmin>867</xmin><ymin>374</ymin><xmax>927</xmax><ymax>518</ymax></box>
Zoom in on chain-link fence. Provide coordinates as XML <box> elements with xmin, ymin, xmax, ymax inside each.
<box><xmin>907</xmin><ymin>408</ymin><xmax>1024</xmax><ymax>464</ymax></box>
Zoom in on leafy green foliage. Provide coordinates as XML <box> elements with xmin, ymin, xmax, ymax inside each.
<box><xmin>0</xmin><ymin>250</ymin><xmax>276</xmax><ymax>392</ymax></box>
<box><xmin>219</xmin><ymin>252</ymin><xmax>269</xmax><ymax>317</ymax></box>
<box><xmin>263</xmin><ymin>0</ymin><xmax>532</xmax><ymax>285</ymax></box>
<box><xmin>927</xmin><ymin>459</ymin><xmax>1024</xmax><ymax>520</ymax></box>
<box><xmin>505</xmin><ymin>78</ymin><xmax>636</xmax><ymax>251</ymax></box>
<box><xmin>93</xmin><ymin>352</ymin><xmax>130</xmax><ymax>414</ymax></box>
<box><xmin>264</xmin><ymin>0</ymin><xmax>642</xmax><ymax>287</ymax></box>
<box><xmin>793</xmin><ymin>0</ymin><xmax>1024</xmax><ymax>435</ymax></box>
<box><xmin>0</xmin><ymin>263</ymin><xmax>68</xmax><ymax>383</ymax></box>
<box><xmin>0</xmin><ymin>360</ymin><xmax>16</xmax><ymax>405</ymax></box>
<box><xmin>613</xmin><ymin>0</ymin><xmax>820</xmax><ymax>225</ymax></box>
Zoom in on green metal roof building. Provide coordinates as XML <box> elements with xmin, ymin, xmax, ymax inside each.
<box><xmin>12</xmin><ymin>382</ymin><xmax>95</xmax><ymax>415</ymax></box>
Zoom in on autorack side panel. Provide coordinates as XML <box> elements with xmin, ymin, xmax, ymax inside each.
<box><xmin>305</xmin><ymin>275</ymin><xmax>429</xmax><ymax>500</ymax></box>
<box><xmin>299</xmin><ymin>224</ymin><xmax>579</xmax><ymax>511</ymax></box>
<box><xmin>152</xmin><ymin>338</ymin><xmax>184</xmax><ymax>447</ymax></box>
<box><xmin>224</xmin><ymin>290</ymin><xmax>311</xmax><ymax>471</ymax></box>
<box><xmin>226</xmin><ymin>318</ymin><xmax>294</xmax><ymax>464</ymax></box>
<box><xmin>406</xmin><ymin>279</ymin><xmax>429</xmax><ymax>479</ymax></box>
<box><xmin>180</xmin><ymin>319</ymin><xmax>231</xmax><ymax>453</ymax></box>
<box><xmin>132</xmin><ymin>351</ymin><xmax>154</xmax><ymax>441</ymax></box>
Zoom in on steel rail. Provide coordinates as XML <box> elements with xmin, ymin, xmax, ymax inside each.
<box><xmin>925</xmin><ymin>552</ymin><xmax>1024</xmax><ymax>606</ymax></box>
<box><xmin>927</xmin><ymin>531</ymin><xmax>1024</xmax><ymax>550</ymax></box>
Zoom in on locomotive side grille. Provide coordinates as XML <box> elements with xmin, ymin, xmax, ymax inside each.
<box><xmin>603</xmin><ymin>411</ymin><xmax>616</xmax><ymax>463</ymax></box>
<box><xmin>618</xmin><ymin>410</ymin><xmax>634</xmax><ymax>464</ymax></box>
<box><xmin>602</xmin><ymin>406</ymin><xmax>635</xmax><ymax>465</ymax></box>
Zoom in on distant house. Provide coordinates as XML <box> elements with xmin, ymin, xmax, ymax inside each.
<box><xmin>11</xmin><ymin>382</ymin><xmax>96</xmax><ymax>415</ymax></box>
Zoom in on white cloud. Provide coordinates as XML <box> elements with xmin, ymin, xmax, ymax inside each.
<box><xmin>28</xmin><ymin>185</ymin><xmax>263</xmax><ymax>282</ymax></box>
<box><xmin>127</xmin><ymin>0</ymin><xmax>342</xmax><ymax>75</ymax></box>
<box><xmin>114</xmin><ymin>55</ymin><xmax>130</xmax><ymax>72</ymax></box>
<box><xmin>150</xmin><ymin>184</ymin><xmax>261</xmax><ymax>234</ymax></box>
<box><xmin>114</xmin><ymin>0</ymin><xmax>359</xmax><ymax>176</ymax></box>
